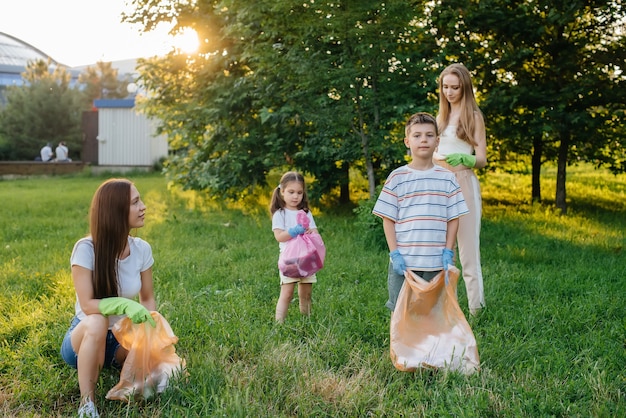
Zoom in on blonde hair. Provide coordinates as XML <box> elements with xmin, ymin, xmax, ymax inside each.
<box><xmin>437</xmin><ymin>63</ymin><xmax>482</xmax><ymax>146</ymax></box>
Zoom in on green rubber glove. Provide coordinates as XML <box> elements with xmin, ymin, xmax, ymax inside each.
<box><xmin>99</xmin><ymin>297</ymin><xmax>156</xmax><ymax>327</ymax></box>
<box><xmin>446</xmin><ymin>153</ymin><xmax>476</xmax><ymax>168</ymax></box>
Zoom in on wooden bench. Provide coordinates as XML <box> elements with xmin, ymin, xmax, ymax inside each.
<box><xmin>0</xmin><ymin>161</ymin><xmax>89</xmax><ymax>176</ymax></box>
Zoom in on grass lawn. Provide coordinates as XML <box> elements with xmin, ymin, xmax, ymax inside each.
<box><xmin>1</xmin><ymin>166</ymin><xmax>624</xmax><ymax>417</ymax></box>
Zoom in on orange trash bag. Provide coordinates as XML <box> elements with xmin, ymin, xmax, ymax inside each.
<box><xmin>106</xmin><ymin>311</ymin><xmax>186</xmax><ymax>401</ymax></box>
<box><xmin>390</xmin><ymin>267</ymin><xmax>479</xmax><ymax>375</ymax></box>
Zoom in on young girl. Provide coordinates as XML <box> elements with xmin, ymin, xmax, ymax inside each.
<box><xmin>269</xmin><ymin>171</ymin><xmax>320</xmax><ymax>322</ymax></box>
<box><xmin>60</xmin><ymin>179</ymin><xmax>157</xmax><ymax>418</ymax></box>
<box><xmin>434</xmin><ymin>63</ymin><xmax>487</xmax><ymax>315</ymax></box>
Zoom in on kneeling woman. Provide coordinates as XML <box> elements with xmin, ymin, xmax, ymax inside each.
<box><xmin>60</xmin><ymin>179</ymin><xmax>157</xmax><ymax>418</ymax></box>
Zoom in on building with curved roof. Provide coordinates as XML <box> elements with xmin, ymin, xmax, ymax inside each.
<box><xmin>0</xmin><ymin>32</ymin><xmax>57</xmax><ymax>67</ymax></box>
<box><xmin>0</xmin><ymin>32</ymin><xmax>57</xmax><ymax>88</ymax></box>
<box><xmin>0</xmin><ymin>31</ymin><xmax>80</xmax><ymax>104</ymax></box>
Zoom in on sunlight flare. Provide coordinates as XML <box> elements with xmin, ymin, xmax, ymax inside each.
<box><xmin>172</xmin><ymin>27</ymin><xmax>199</xmax><ymax>54</ymax></box>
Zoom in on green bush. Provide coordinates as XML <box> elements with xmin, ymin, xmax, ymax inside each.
<box><xmin>353</xmin><ymin>185</ymin><xmax>387</xmax><ymax>251</ymax></box>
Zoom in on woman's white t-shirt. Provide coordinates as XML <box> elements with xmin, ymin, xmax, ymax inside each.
<box><xmin>70</xmin><ymin>236</ymin><xmax>154</xmax><ymax>328</ymax></box>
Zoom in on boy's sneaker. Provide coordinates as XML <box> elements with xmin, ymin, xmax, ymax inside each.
<box><xmin>78</xmin><ymin>400</ymin><xmax>100</xmax><ymax>418</ymax></box>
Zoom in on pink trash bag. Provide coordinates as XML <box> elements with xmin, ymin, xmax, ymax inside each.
<box><xmin>278</xmin><ymin>210</ymin><xmax>326</xmax><ymax>278</ymax></box>
<box><xmin>106</xmin><ymin>311</ymin><xmax>186</xmax><ymax>401</ymax></box>
<box><xmin>390</xmin><ymin>267</ymin><xmax>479</xmax><ymax>375</ymax></box>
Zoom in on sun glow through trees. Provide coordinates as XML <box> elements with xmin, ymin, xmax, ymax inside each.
<box><xmin>171</xmin><ymin>27</ymin><xmax>199</xmax><ymax>54</ymax></box>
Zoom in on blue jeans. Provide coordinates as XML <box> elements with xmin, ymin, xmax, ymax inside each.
<box><xmin>60</xmin><ymin>316</ymin><xmax>121</xmax><ymax>369</ymax></box>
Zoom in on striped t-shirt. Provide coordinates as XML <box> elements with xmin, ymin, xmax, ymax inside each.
<box><xmin>372</xmin><ymin>164</ymin><xmax>468</xmax><ymax>271</ymax></box>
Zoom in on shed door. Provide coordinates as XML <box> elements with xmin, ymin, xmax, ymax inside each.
<box><xmin>81</xmin><ymin>111</ymin><xmax>98</xmax><ymax>164</ymax></box>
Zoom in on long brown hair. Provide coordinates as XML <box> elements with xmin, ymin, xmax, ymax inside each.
<box><xmin>89</xmin><ymin>179</ymin><xmax>132</xmax><ymax>298</ymax></box>
<box><xmin>437</xmin><ymin>63</ymin><xmax>482</xmax><ymax>146</ymax></box>
<box><xmin>269</xmin><ymin>171</ymin><xmax>310</xmax><ymax>215</ymax></box>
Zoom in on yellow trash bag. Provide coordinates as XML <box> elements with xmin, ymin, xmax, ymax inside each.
<box><xmin>390</xmin><ymin>267</ymin><xmax>479</xmax><ymax>374</ymax></box>
<box><xmin>106</xmin><ymin>311</ymin><xmax>186</xmax><ymax>401</ymax></box>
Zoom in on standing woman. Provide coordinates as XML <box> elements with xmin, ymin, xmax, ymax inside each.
<box><xmin>60</xmin><ymin>179</ymin><xmax>157</xmax><ymax>418</ymax></box>
<box><xmin>434</xmin><ymin>63</ymin><xmax>487</xmax><ymax>315</ymax></box>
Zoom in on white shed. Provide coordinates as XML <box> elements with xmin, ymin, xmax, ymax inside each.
<box><xmin>93</xmin><ymin>99</ymin><xmax>168</xmax><ymax>171</ymax></box>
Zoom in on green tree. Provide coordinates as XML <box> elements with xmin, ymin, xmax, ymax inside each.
<box><xmin>234</xmin><ymin>1</ymin><xmax>438</xmax><ymax>201</ymax></box>
<box><xmin>123</xmin><ymin>1</ymin><xmax>626</xmax><ymax>209</ymax></box>
<box><xmin>125</xmin><ymin>0</ymin><xmax>438</xmax><ymax>201</ymax></box>
<box><xmin>0</xmin><ymin>59</ymin><xmax>83</xmax><ymax>160</ymax></box>
<box><xmin>126</xmin><ymin>1</ymin><xmax>276</xmax><ymax>196</ymax></box>
<box><xmin>78</xmin><ymin>61</ymin><xmax>132</xmax><ymax>109</ymax></box>
<box><xmin>430</xmin><ymin>0</ymin><xmax>626</xmax><ymax>213</ymax></box>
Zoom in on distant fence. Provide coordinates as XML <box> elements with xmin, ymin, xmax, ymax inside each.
<box><xmin>0</xmin><ymin>161</ymin><xmax>89</xmax><ymax>176</ymax></box>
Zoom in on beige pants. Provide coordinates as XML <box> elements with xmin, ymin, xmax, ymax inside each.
<box><xmin>436</xmin><ymin>161</ymin><xmax>485</xmax><ymax>312</ymax></box>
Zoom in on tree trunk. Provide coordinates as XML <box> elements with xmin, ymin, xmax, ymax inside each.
<box><xmin>366</xmin><ymin>153</ymin><xmax>376</xmax><ymax>199</ymax></box>
<box><xmin>353</xmin><ymin>86</ymin><xmax>377</xmax><ymax>199</ymax></box>
<box><xmin>555</xmin><ymin>133</ymin><xmax>569</xmax><ymax>214</ymax></box>
<box><xmin>531</xmin><ymin>136</ymin><xmax>543</xmax><ymax>202</ymax></box>
<box><xmin>339</xmin><ymin>162</ymin><xmax>351</xmax><ymax>205</ymax></box>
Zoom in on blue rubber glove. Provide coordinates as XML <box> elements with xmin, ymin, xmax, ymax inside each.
<box><xmin>446</xmin><ymin>153</ymin><xmax>476</xmax><ymax>168</ymax></box>
<box><xmin>389</xmin><ymin>249</ymin><xmax>406</xmax><ymax>275</ymax></box>
<box><xmin>442</xmin><ymin>248</ymin><xmax>454</xmax><ymax>271</ymax></box>
<box><xmin>288</xmin><ymin>224</ymin><xmax>306</xmax><ymax>237</ymax></box>
<box><xmin>442</xmin><ymin>248</ymin><xmax>454</xmax><ymax>285</ymax></box>
<box><xmin>99</xmin><ymin>297</ymin><xmax>156</xmax><ymax>327</ymax></box>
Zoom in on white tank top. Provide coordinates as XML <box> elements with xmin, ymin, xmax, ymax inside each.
<box><xmin>435</xmin><ymin>125</ymin><xmax>474</xmax><ymax>160</ymax></box>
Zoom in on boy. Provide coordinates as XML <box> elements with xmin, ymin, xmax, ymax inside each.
<box><xmin>372</xmin><ymin>112</ymin><xmax>468</xmax><ymax>311</ymax></box>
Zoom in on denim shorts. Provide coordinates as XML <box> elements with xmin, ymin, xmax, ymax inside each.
<box><xmin>60</xmin><ymin>316</ymin><xmax>121</xmax><ymax>369</ymax></box>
